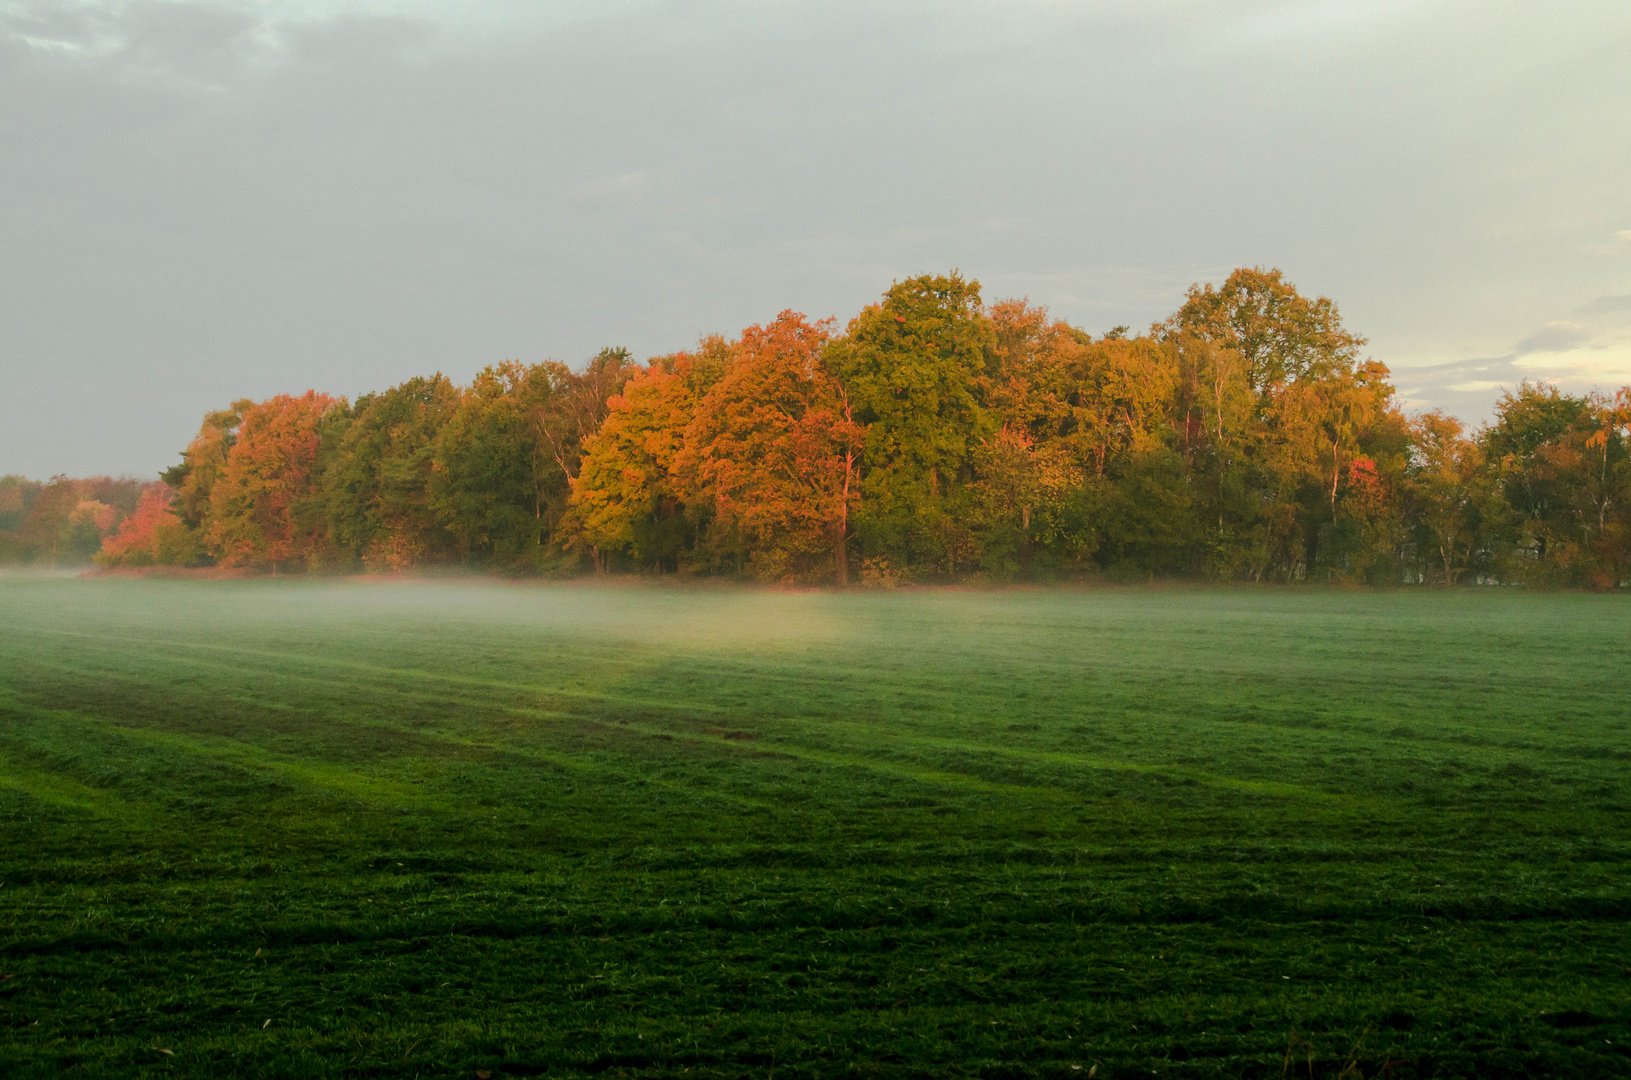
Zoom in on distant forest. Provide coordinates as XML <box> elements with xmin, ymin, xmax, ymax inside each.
<box><xmin>5</xmin><ymin>269</ymin><xmax>1628</xmax><ymax>587</ymax></box>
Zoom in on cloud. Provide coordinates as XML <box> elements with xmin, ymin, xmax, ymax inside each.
<box><xmin>1395</xmin><ymin>293</ymin><xmax>1631</xmax><ymax>420</ymax></box>
<box><xmin>1514</xmin><ymin>321</ymin><xmax>1588</xmax><ymax>355</ymax></box>
<box><xmin>4</xmin><ymin>0</ymin><xmax>1631</xmax><ymax>475</ymax></box>
<box><xmin>1586</xmin><ymin>293</ymin><xmax>1631</xmax><ymax>313</ymax></box>
<box><xmin>1586</xmin><ymin>228</ymin><xmax>1631</xmax><ymax>256</ymax></box>
<box><xmin>0</xmin><ymin>1</ymin><xmax>440</xmax><ymax>94</ymax></box>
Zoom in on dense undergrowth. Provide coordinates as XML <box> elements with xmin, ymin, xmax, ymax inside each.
<box><xmin>0</xmin><ymin>580</ymin><xmax>1627</xmax><ymax>1077</ymax></box>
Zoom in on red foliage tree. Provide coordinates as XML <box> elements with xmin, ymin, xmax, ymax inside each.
<box><xmin>97</xmin><ymin>483</ymin><xmax>194</xmax><ymax>567</ymax></box>
<box><xmin>206</xmin><ymin>391</ymin><xmax>342</xmax><ymax>569</ymax></box>
<box><xmin>678</xmin><ymin>311</ymin><xmax>864</xmax><ymax>583</ymax></box>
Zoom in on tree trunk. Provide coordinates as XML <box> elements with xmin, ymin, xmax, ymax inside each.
<box><xmin>835</xmin><ymin>446</ymin><xmax>855</xmax><ymax>587</ymax></box>
<box><xmin>1330</xmin><ymin>441</ymin><xmax>1340</xmax><ymax>513</ymax></box>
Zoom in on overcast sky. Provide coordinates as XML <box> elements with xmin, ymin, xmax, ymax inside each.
<box><xmin>2</xmin><ymin>0</ymin><xmax>1628</xmax><ymax>478</ymax></box>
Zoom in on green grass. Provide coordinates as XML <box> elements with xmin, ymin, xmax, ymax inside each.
<box><xmin>0</xmin><ymin>579</ymin><xmax>1627</xmax><ymax>1078</ymax></box>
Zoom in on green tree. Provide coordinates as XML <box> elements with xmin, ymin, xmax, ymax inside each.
<box><xmin>829</xmin><ymin>272</ymin><xmax>996</xmax><ymax>578</ymax></box>
<box><xmin>1163</xmin><ymin>267</ymin><xmax>1366</xmax><ymax>395</ymax></box>
<box><xmin>1479</xmin><ymin>382</ymin><xmax>1609</xmax><ymax>583</ymax></box>
<box><xmin>0</xmin><ymin>475</ymin><xmax>42</xmax><ymax>563</ymax></box>
<box><xmin>429</xmin><ymin>362</ymin><xmax>557</xmax><ymax>569</ymax></box>
<box><xmin>321</xmin><ymin>375</ymin><xmax>461</xmax><ymax>571</ymax></box>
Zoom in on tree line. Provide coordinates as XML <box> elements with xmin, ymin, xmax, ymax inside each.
<box><xmin>0</xmin><ymin>475</ymin><xmax>146</xmax><ymax>567</ymax></box>
<box><xmin>7</xmin><ymin>268</ymin><xmax>1628</xmax><ymax>586</ymax></box>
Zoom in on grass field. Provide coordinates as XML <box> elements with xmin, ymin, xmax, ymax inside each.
<box><xmin>0</xmin><ymin>579</ymin><xmax>1627</xmax><ymax>1078</ymax></box>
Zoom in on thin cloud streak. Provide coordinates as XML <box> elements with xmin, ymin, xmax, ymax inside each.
<box><xmin>1395</xmin><ymin>293</ymin><xmax>1631</xmax><ymax>421</ymax></box>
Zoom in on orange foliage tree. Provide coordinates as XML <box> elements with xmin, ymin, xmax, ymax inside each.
<box><xmin>678</xmin><ymin>311</ymin><xmax>863</xmax><ymax>583</ymax></box>
<box><xmin>165</xmin><ymin>401</ymin><xmax>253</xmax><ymax>532</ymax></box>
<box><xmin>206</xmin><ymin>391</ymin><xmax>343</xmax><ymax>569</ymax></box>
<box><xmin>96</xmin><ymin>483</ymin><xmax>196</xmax><ymax>567</ymax></box>
<box><xmin>567</xmin><ymin>354</ymin><xmax>711</xmax><ymax>573</ymax></box>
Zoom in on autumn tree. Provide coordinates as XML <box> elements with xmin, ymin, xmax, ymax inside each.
<box><xmin>1270</xmin><ymin>358</ymin><xmax>1404</xmax><ymax>575</ymax></box>
<box><xmin>97</xmin><ymin>483</ymin><xmax>197</xmax><ymax>567</ymax></box>
<box><xmin>980</xmin><ymin>300</ymin><xmax>1103</xmax><ymax>573</ymax></box>
<box><xmin>1479</xmin><ymin>383</ymin><xmax>1631</xmax><ymax>586</ymax></box>
<box><xmin>568</xmin><ymin>351</ymin><xmax>716</xmax><ymax>572</ymax></box>
<box><xmin>1405</xmin><ymin>412</ymin><xmax>1496</xmax><ymax>584</ymax></box>
<box><xmin>1478</xmin><ymin>383</ymin><xmax>1584</xmax><ymax>581</ymax></box>
<box><xmin>527</xmin><ymin>348</ymin><xmax>639</xmax><ymax>555</ymax></box>
<box><xmin>19</xmin><ymin>478</ymin><xmax>80</xmax><ymax>566</ymax></box>
<box><xmin>10</xmin><ymin>476</ymin><xmax>136</xmax><ymax>565</ymax></box>
<box><xmin>1591</xmin><ymin>388</ymin><xmax>1631</xmax><ymax>585</ymax></box>
<box><xmin>163</xmin><ymin>401</ymin><xmax>254</xmax><ymax>534</ymax></box>
<box><xmin>205</xmin><ymin>391</ymin><xmax>343</xmax><ymax>569</ymax></box>
<box><xmin>984</xmin><ymin>299</ymin><xmax>1203</xmax><ymax>576</ymax></box>
<box><xmin>534</xmin><ymin>348</ymin><xmax>637</xmax><ymax>484</ymax></box>
<box><xmin>1158</xmin><ymin>268</ymin><xmax>1402</xmax><ymax>580</ymax></box>
<box><xmin>1577</xmin><ymin>390</ymin><xmax>1631</xmax><ymax>585</ymax></box>
<box><xmin>677</xmin><ymin>312</ymin><xmax>863</xmax><ymax>582</ymax></box>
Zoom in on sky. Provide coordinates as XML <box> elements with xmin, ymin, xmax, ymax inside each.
<box><xmin>2</xmin><ymin>0</ymin><xmax>1628</xmax><ymax>479</ymax></box>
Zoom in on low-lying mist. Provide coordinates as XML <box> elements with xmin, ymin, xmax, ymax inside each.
<box><xmin>10</xmin><ymin>577</ymin><xmax>860</xmax><ymax>658</ymax></box>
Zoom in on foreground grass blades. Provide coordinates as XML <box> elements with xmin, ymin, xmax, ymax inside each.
<box><xmin>0</xmin><ymin>579</ymin><xmax>1627</xmax><ymax>1077</ymax></box>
